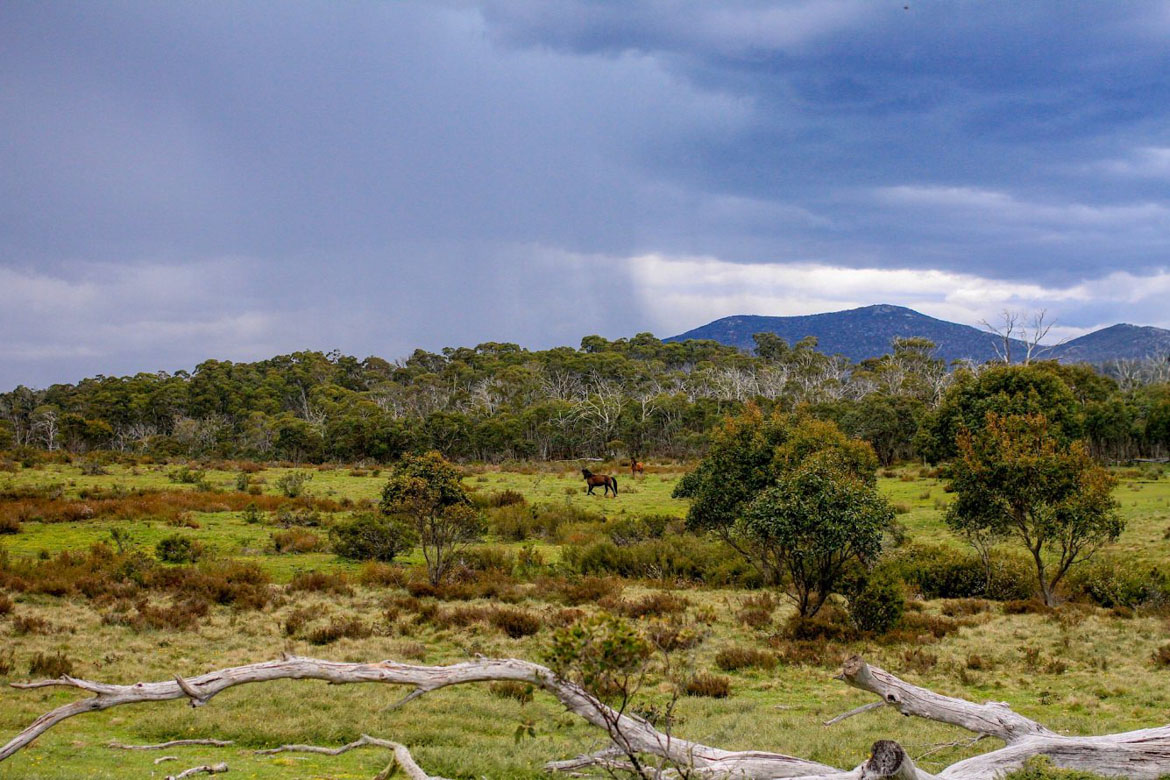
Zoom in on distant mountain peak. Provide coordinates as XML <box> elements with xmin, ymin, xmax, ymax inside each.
<box><xmin>665</xmin><ymin>306</ymin><xmax>1170</xmax><ymax>364</ymax></box>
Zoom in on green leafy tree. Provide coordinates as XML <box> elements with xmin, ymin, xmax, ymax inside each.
<box><xmin>673</xmin><ymin>406</ymin><xmax>879</xmax><ymax>586</ymax></box>
<box><xmin>739</xmin><ymin>459</ymin><xmax>893</xmax><ymax>616</ymax></box>
<box><xmin>945</xmin><ymin>413</ymin><xmax>1122</xmax><ymax>606</ymax></box>
<box><xmin>379</xmin><ymin>451</ymin><xmax>482</xmax><ymax>585</ymax></box>
<box><xmin>920</xmin><ymin>364</ymin><xmax>1084</xmax><ymax>462</ymax></box>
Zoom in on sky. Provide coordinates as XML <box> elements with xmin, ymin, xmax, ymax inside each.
<box><xmin>4</xmin><ymin>1</ymin><xmax>1170</xmax><ymax>388</ymax></box>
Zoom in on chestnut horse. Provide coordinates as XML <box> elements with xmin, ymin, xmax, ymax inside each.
<box><xmin>581</xmin><ymin>468</ymin><xmax>618</xmax><ymax>497</ymax></box>
<box><xmin>630</xmin><ymin>460</ymin><xmax>645</xmax><ymax>478</ymax></box>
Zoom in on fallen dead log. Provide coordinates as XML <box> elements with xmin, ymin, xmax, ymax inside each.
<box><xmin>2</xmin><ymin>653</ymin><xmax>1169</xmax><ymax>778</ymax></box>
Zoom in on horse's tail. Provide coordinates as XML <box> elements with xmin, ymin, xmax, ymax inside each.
<box><xmin>611</xmin><ymin>476</ymin><xmax>618</xmax><ymax>495</ymax></box>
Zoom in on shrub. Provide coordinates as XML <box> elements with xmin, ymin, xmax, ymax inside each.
<box><xmin>1065</xmin><ymin>559</ymin><xmax>1170</xmax><ymax>610</ymax></box>
<box><xmin>274</xmin><ymin>471</ymin><xmax>312</xmax><ymax>498</ymax></box>
<box><xmin>487</xmin><ymin>489</ymin><xmax>526</xmax><ymax>508</ymax></box>
<box><xmin>168</xmin><ymin>466</ymin><xmax>207</xmax><ymax>486</ymax></box>
<box><xmin>848</xmin><ymin>571</ymin><xmax>905</xmax><ymax>634</ymax></box>
<box><xmin>358</xmin><ymin>562</ymin><xmax>408</xmax><ymax>587</ymax></box>
<box><xmin>602</xmin><ymin>591</ymin><xmax>690</xmax><ymax>619</ymax></box>
<box><xmin>330</xmin><ymin>513</ymin><xmax>415</xmax><ymax>563</ymax></box>
<box><xmin>13</xmin><ymin>614</ymin><xmax>54</xmax><ymax>635</ymax></box>
<box><xmin>1153</xmin><ymin>644</ymin><xmax>1170</xmax><ymax>668</ymax></box>
<box><xmin>886</xmin><ymin>544</ymin><xmax>1032</xmax><ymax>601</ymax></box>
<box><xmin>160</xmin><ymin>560</ymin><xmax>272</xmax><ymax>610</ymax></box>
<box><xmin>288</xmin><ymin>571</ymin><xmax>353</xmax><ymax>596</ymax></box>
<box><xmin>271</xmin><ymin>528</ymin><xmax>325</xmax><ymax>554</ymax></box>
<box><xmin>102</xmin><ymin>598</ymin><xmax>210</xmax><ymax>632</ymax></box>
<box><xmin>28</xmin><ymin>650</ymin><xmax>75</xmax><ymax>678</ymax></box>
<box><xmin>545</xmin><ymin>576</ymin><xmax>623</xmax><ymax>606</ymax></box>
<box><xmin>489</xmin><ymin>606</ymin><xmax>545</xmax><ymax>638</ymax></box>
<box><xmin>0</xmin><ymin>515</ymin><xmax>20</xmax><ymax>534</ymax></box>
<box><xmin>155</xmin><ymin>535</ymin><xmax>204</xmax><ymax>564</ymax></box>
<box><xmin>715</xmin><ymin>646</ymin><xmax>777</xmax><ymax>672</ymax></box>
<box><xmin>461</xmin><ymin>546</ymin><xmax>515</xmax><ymax>573</ymax></box>
<box><xmin>0</xmin><ymin>592</ymin><xmax>13</xmax><ymax>615</ymax></box>
<box><xmin>563</xmin><ymin>535</ymin><xmax>758</xmax><ymax>586</ymax></box>
<box><xmin>488</xmin><ymin>680</ymin><xmax>534</xmax><ymax>703</ymax></box>
<box><xmin>784</xmin><ymin>609</ymin><xmax>858</xmax><ymax>642</ymax></box>
<box><xmin>684</xmin><ymin>672</ymin><xmax>730</xmax><ymax>698</ymax></box>
<box><xmin>284</xmin><ymin>606</ymin><xmax>315</xmax><ymax>637</ymax></box>
<box><xmin>307</xmin><ymin>616</ymin><xmax>372</xmax><ymax>645</ymax></box>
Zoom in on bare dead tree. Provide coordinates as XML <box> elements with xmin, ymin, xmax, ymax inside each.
<box><xmin>981</xmin><ymin>310</ymin><xmax>1019</xmax><ymax>365</ymax></box>
<box><xmin>5</xmin><ymin>654</ymin><xmax>1170</xmax><ymax>778</ymax></box>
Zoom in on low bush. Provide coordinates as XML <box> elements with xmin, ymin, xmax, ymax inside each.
<box><xmin>288</xmin><ymin>570</ymin><xmax>353</xmax><ymax>596</ymax></box>
<box><xmin>1065</xmin><ymin>559</ymin><xmax>1170</xmax><ymax>611</ymax></box>
<box><xmin>785</xmin><ymin>610</ymin><xmax>859</xmax><ymax>643</ymax></box>
<box><xmin>358</xmin><ymin>562</ymin><xmax>408</xmax><ymax>587</ymax></box>
<box><xmin>848</xmin><ymin>571</ymin><xmax>905</xmax><ymax>634</ymax></box>
<box><xmin>885</xmin><ymin>544</ymin><xmax>1033</xmax><ymax>601</ymax></box>
<box><xmin>461</xmin><ymin>546</ymin><xmax>515</xmax><ymax>573</ymax></box>
<box><xmin>489</xmin><ymin>606</ymin><xmax>545</xmax><ymax>638</ymax></box>
<box><xmin>330</xmin><ymin>513</ymin><xmax>415</xmax><ymax>562</ymax></box>
<box><xmin>102</xmin><ymin>598</ymin><xmax>210</xmax><ymax>632</ymax></box>
<box><xmin>715</xmin><ymin>645</ymin><xmax>777</xmax><ymax>672</ymax></box>
<box><xmin>271</xmin><ymin>528</ymin><xmax>325</xmax><ymax>554</ymax></box>
<box><xmin>543</xmin><ymin>575</ymin><xmax>623</xmax><ymax>606</ymax></box>
<box><xmin>28</xmin><ymin>650</ymin><xmax>74</xmax><ymax>678</ymax></box>
<box><xmin>307</xmin><ymin>616</ymin><xmax>372</xmax><ymax>645</ymax></box>
<box><xmin>488</xmin><ymin>680</ymin><xmax>534</xmax><ymax>703</ymax></box>
<box><xmin>13</xmin><ymin>614</ymin><xmax>55</xmax><ymax>635</ymax></box>
<box><xmin>274</xmin><ymin>471</ymin><xmax>312</xmax><ymax>498</ymax></box>
<box><xmin>155</xmin><ymin>535</ymin><xmax>204</xmax><ymax>564</ymax></box>
<box><xmin>562</xmin><ymin>535</ymin><xmax>758</xmax><ymax>586</ymax></box>
<box><xmin>601</xmin><ymin>591</ymin><xmax>690</xmax><ymax>619</ymax></box>
<box><xmin>0</xmin><ymin>591</ymin><xmax>13</xmax><ymax>615</ymax></box>
<box><xmin>684</xmin><ymin>672</ymin><xmax>731</xmax><ymax>698</ymax></box>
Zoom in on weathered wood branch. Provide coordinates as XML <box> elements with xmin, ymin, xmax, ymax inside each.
<box><xmin>257</xmin><ymin>734</ymin><xmax>448</xmax><ymax>780</ymax></box>
<box><xmin>108</xmin><ymin>738</ymin><xmax>234</xmax><ymax>750</ymax></box>
<box><xmin>838</xmin><ymin>656</ymin><xmax>1054</xmax><ymax>742</ymax></box>
<box><xmin>4</xmin><ymin>654</ymin><xmax>1170</xmax><ymax>779</ymax></box>
<box><xmin>166</xmin><ymin>763</ymin><xmax>228</xmax><ymax>780</ymax></box>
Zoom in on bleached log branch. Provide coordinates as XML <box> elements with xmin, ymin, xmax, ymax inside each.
<box><xmin>257</xmin><ymin>734</ymin><xmax>447</xmax><ymax>780</ymax></box>
<box><xmin>4</xmin><ymin>654</ymin><xmax>1170</xmax><ymax>779</ymax></box>
<box><xmin>838</xmin><ymin>655</ymin><xmax>1054</xmax><ymax>742</ymax></box>
<box><xmin>166</xmin><ymin>763</ymin><xmax>228</xmax><ymax>780</ymax></box>
<box><xmin>108</xmin><ymin>738</ymin><xmax>234</xmax><ymax>750</ymax></box>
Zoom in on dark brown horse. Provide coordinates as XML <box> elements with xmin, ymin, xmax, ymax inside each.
<box><xmin>630</xmin><ymin>460</ymin><xmax>645</xmax><ymax>478</ymax></box>
<box><xmin>581</xmin><ymin>468</ymin><xmax>618</xmax><ymax>497</ymax></box>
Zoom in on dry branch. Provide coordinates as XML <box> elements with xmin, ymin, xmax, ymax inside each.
<box><xmin>166</xmin><ymin>763</ymin><xmax>228</xmax><ymax>780</ymax></box>
<box><xmin>3</xmin><ymin>654</ymin><xmax>1170</xmax><ymax>779</ymax></box>
<box><xmin>108</xmin><ymin>738</ymin><xmax>234</xmax><ymax>750</ymax></box>
<box><xmin>257</xmin><ymin>735</ymin><xmax>447</xmax><ymax>780</ymax></box>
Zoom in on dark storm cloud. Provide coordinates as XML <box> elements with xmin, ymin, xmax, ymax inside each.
<box><xmin>3</xmin><ymin>1</ymin><xmax>1170</xmax><ymax>387</ymax></box>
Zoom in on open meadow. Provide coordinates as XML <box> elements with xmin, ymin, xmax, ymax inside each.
<box><xmin>2</xmin><ymin>459</ymin><xmax>1170</xmax><ymax>778</ymax></box>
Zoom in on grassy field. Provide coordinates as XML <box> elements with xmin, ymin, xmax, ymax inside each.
<box><xmin>1</xmin><ymin>460</ymin><xmax>1170</xmax><ymax>779</ymax></box>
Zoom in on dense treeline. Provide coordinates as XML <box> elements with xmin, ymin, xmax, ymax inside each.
<box><xmin>2</xmin><ymin>333</ymin><xmax>1169</xmax><ymax>464</ymax></box>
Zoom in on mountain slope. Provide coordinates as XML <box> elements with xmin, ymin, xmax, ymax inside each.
<box><xmin>1052</xmin><ymin>324</ymin><xmax>1170</xmax><ymax>363</ymax></box>
<box><xmin>665</xmin><ymin>305</ymin><xmax>1026</xmax><ymax>364</ymax></box>
<box><xmin>665</xmin><ymin>305</ymin><xmax>1170</xmax><ymax>364</ymax></box>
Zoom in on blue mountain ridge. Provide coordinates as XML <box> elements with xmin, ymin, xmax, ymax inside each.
<box><xmin>664</xmin><ymin>304</ymin><xmax>1170</xmax><ymax>364</ymax></box>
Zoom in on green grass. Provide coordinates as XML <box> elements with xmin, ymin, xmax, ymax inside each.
<box><xmin>2</xmin><ymin>460</ymin><xmax>1170</xmax><ymax>778</ymax></box>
